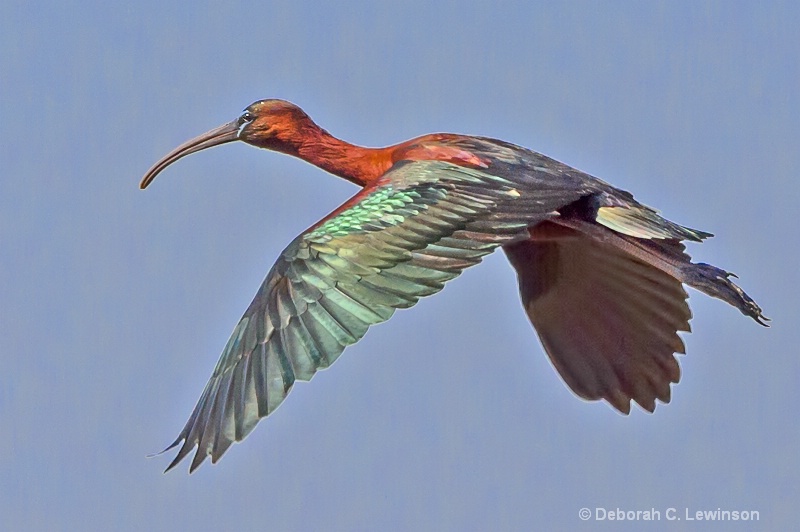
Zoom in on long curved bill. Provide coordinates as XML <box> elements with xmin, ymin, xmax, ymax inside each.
<box><xmin>140</xmin><ymin>119</ymin><xmax>241</xmax><ymax>189</ymax></box>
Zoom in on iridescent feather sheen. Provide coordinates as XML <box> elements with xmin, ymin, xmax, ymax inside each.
<box><xmin>140</xmin><ymin>100</ymin><xmax>767</xmax><ymax>473</ymax></box>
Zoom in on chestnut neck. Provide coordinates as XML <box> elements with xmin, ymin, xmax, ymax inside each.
<box><xmin>266</xmin><ymin>118</ymin><xmax>392</xmax><ymax>187</ymax></box>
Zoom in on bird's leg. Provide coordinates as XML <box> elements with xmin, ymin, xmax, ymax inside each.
<box><xmin>544</xmin><ymin>217</ymin><xmax>768</xmax><ymax>325</ymax></box>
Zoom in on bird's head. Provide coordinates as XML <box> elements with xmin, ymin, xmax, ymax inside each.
<box><xmin>140</xmin><ymin>99</ymin><xmax>318</xmax><ymax>189</ymax></box>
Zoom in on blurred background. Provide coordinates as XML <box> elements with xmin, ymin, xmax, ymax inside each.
<box><xmin>1</xmin><ymin>1</ymin><xmax>796</xmax><ymax>530</ymax></box>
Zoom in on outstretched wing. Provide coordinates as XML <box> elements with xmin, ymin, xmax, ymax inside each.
<box><xmin>163</xmin><ymin>160</ymin><xmax>585</xmax><ymax>472</ymax></box>
<box><xmin>505</xmin><ymin>225</ymin><xmax>692</xmax><ymax>414</ymax></box>
<box><xmin>504</xmin><ymin>198</ymin><xmax>765</xmax><ymax>414</ymax></box>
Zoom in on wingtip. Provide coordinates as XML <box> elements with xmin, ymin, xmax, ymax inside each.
<box><xmin>150</xmin><ymin>435</ymin><xmax>200</xmax><ymax>474</ymax></box>
<box><xmin>164</xmin><ymin>445</ymin><xmax>198</xmax><ymax>474</ymax></box>
<box><xmin>637</xmin><ymin>398</ymin><xmax>657</xmax><ymax>414</ymax></box>
<box><xmin>163</xmin><ymin>459</ymin><xmax>184</xmax><ymax>474</ymax></box>
<box><xmin>606</xmin><ymin>390</ymin><xmax>632</xmax><ymax>415</ymax></box>
<box><xmin>148</xmin><ymin>435</ymin><xmax>183</xmax><ymax>459</ymax></box>
<box><xmin>189</xmin><ymin>449</ymin><xmax>209</xmax><ymax>474</ymax></box>
<box><xmin>692</xmin><ymin>229</ymin><xmax>714</xmax><ymax>242</ymax></box>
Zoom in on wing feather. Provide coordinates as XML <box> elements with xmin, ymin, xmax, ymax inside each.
<box><xmin>162</xmin><ymin>160</ymin><xmax>583</xmax><ymax>471</ymax></box>
<box><xmin>504</xmin><ymin>225</ymin><xmax>691</xmax><ymax>414</ymax></box>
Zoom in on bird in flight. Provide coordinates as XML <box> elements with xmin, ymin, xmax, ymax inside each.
<box><xmin>141</xmin><ymin>99</ymin><xmax>767</xmax><ymax>473</ymax></box>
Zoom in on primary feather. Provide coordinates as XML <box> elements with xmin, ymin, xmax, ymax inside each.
<box><xmin>140</xmin><ymin>101</ymin><xmax>767</xmax><ymax>472</ymax></box>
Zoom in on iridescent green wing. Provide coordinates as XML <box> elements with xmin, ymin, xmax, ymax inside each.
<box><xmin>163</xmin><ymin>160</ymin><xmax>584</xmax><ymax>472</ymax></box>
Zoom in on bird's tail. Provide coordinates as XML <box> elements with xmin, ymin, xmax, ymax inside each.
<box><xmin>589</xmin><ymin>200</ymin><xmax>769</xmax><ymax>326</ymax></box>
<box><xmin>679</xmin><ymin>262</ymin><xmax>769</xmax><ymax>326</ymax></box>
<box><xmin>551</xmin><ymin>209</ymin><xmax>769</xmax><ymax>326</ymax></box>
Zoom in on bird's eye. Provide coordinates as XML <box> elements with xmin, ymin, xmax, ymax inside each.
<box><xmin>238</xmin><ymin>111</ymin><xmax>254</xmax><ymax>125</ymax></box>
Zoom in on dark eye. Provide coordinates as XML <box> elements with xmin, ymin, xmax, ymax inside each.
<box><xmin>238</xmin><ymin>111</ymin><xmax>254</xmax><ymax>125</ymax></box>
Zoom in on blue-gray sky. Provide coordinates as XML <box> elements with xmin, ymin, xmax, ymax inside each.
<box><xmin>2</xmin><ymin>1</ymin><xmax>796</xmax><ymax>530</ymax></box>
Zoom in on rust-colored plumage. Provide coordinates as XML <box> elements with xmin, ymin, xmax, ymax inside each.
<box><xmin>141</xmin><ymin>99</ymin><xmax>767</xmax><ymax>472</ymax></box>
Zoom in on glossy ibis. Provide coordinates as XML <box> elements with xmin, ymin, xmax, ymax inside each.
<box><xmin>141</xmin><ymin>99</ymin><xmax>767</xmax><ymax>472</ymax></box>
